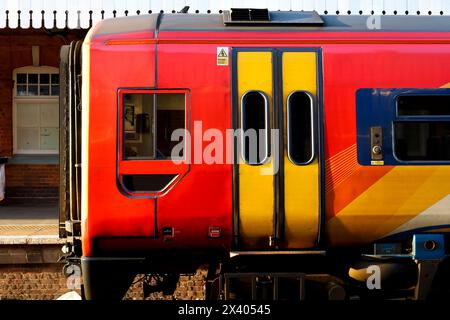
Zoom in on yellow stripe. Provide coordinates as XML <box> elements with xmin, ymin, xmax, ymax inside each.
<box><xmin>282</xmin><ymin>52</ymin><xmax>319</xmax><ymax>248</ymax></box>
<box><xmin>238</xmin><ymin>51</ymin><xmax>274</xmax><ymax>247</ymax></box>
<box><xmin>327</xmin><ymin>166</ymin><xmax>450</xmax><ymax>246</ymax></box>
<box><xmin>327</xmin><ymin>82</ymin><xmax>450</xmax><ymax>246</ymax></box>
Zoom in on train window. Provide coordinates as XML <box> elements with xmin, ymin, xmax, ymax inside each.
<box><xmin>356</xmin><ymin>88</ymin><xmax>450</xmax><ymax>165</ymax></box>
<box><xmin>241</xmin><ymin>90</ymin><xmax>269</xmax><ymax>165</ymax></box>
<box><xmin>395</xmin><ymin>94</ymin><xmax>450</xmax><ymax>162</ymax></box>
<box><xmin>398</xmin><ymin>95</ymin><xmax>450</xmax><ymax>116</ymax></box>
<box><xmin>287</xmin><ymin>91</ymin><xmax>314</xmax><ymax>164</ymax></box>
<box><xmin>394</xmin><ymin>121</ymin><xmax>450</xmax><ymax>161</ymax></box>
<box><xmin>122</xmin><ymin>174</ymin><xmax>178</xmax><ymax>192</ymax></box>
<box><xmin>123</xmin><ymin>93</ymin><xmax>185</xmax><ymax>160</ymax></box>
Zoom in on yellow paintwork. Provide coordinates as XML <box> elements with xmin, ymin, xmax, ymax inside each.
<box><xmin>325</xmin><ymin>81</ymin><xmax>450</xmax><ymax>246</ymax></box>
<box><xmin>237</xmin><ymin>51</ymin><xmax>275</xmax><ymax>247</ymax></box>
<box><xmin>327</xmin><ymin>166</ymin><xmax>450</xmax><ymax>246</ymax></box>
<box><xmin>282</xmin><ymin>52</ymin><xmax>319</xmax><ymax>248</ymax></box>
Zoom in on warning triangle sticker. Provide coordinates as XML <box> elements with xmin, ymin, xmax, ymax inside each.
<box><xmin>217</xmin><ymin>47</ymin><xmax>229</xmax><ymax>66</ymax></box>
<box><xmin>218</xmin><ymin>48</ymin><xmax>228</xmax><ymax>57</ymax></box>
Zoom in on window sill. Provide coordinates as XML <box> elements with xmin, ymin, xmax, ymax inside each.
<box><xmin>7</xmin><ymin>154</ymin><xmax>59</xmax><ymax>165</ymax></box>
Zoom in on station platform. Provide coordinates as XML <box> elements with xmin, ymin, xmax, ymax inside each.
<box><xmin>0</xmin><ymin>204</ymin><xmax>64</xmax><ymax>264</ymax></box>
<box><xmin>0</xmin><ymin>204</ymin><xmax>58</xmax><ymax>225</ymax></box>
<box><xmin>0</xmin><ymin>203</ymin><xmax>206</xmax><ymax>300</ymax></box>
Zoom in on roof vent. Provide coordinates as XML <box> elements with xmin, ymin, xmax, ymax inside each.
<box><xmin>223</xmin><ymin>9</ymin><xmax>324</xmax><ymax>26</ymax></box>
<box><xmin>230</xmin><ymin>8</ymin><xmax>270</xmax><ymax>21</ymax></box>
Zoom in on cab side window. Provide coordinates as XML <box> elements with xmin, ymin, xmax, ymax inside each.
<box><xmin>123</xmin><ymin>93</ymin><xmax>185</xmax><ymax>160</ymax></box>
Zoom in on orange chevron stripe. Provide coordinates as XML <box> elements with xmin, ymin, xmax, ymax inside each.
<box><xmin>327</xmin><ymin>166</ymin><xmax>450</xmax><ymax>245</ymax></box>
<box><xmin>325</xmin><ymin>81</ymin><xmax>450</xmax><ymax>244</ymax></box>
<box><xmin>326</xmin><ymin>81</ymin><xmax>450</xmax><ymax>219</ymax></box>
<box><xmin>325</xmin><ymin>144</ymin><xmax>394</xmax><ymax>219</ymax></box>
<box><xmin>325</xmin><ymin>144</ymin><xmax>358</xmax><ymax>192</ymax></box>
<box><xmin>326</xmin><ymin>165</ymin><xmax>394</xmax><ymax>220</ymax></box>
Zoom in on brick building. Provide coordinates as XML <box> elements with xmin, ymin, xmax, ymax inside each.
<box><xmin>0</xmin><ymin>0</ymin><xmax>448</xmax><ymax>206</ymax></box>
<box><xmin>0</xmin><ymin>26</ymin><xmax>86</xmax><ymax>204</ymax></box>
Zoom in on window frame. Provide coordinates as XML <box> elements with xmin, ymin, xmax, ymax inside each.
<box><xmin>392</xmin><ymin>92</ymin><xmax>450</xmax><ymax>164</ymax></box>
<box><xmin>396</xmin><ymin>94</ymin><xmax>450</xmax><ymax>117</ymax></box>
<box><xmin>117</xmin><ymin>88</ymin><xmax>190</xmax><ymax>198</ymax></box>
<box><xmin>356</xmin><ymin>88</ymin><xmax>450</xmax><ymax>166</ymax></box>
<box><xmin>13</xmin><ymin>66</ymin><xmax>59</xmax><ymax>155</ymax></box>
<box><xmin>286</xmin><ymin>90</ymin><xmax>315</xmax><ymax>165</ymax></box>
<box><xmin>119</xmin><ymin>88</ymin><xmax>189</xmax><ymax>162</ymax></box>
<box><xmin>240</xmin><ymin>90</ymin><xmax>270</xmax><ymax>165</ymax></box>
<box><xmin>122</xmin><ymin>94</ymin><xmax>157</xmax><ymax>160</ymax></box>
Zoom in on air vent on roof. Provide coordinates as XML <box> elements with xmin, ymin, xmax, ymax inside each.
<box><xmin>230</xmin><ymin>8</ymin><xmax>270</xmax><ymax>21</ymax></box>
<box><xmin>251</xmin><ymin>9</ymin><xmax>271</xmax><ymax>21</ymax></box>
<box><xmin>223</xmin><ymin>10</ymin><xmax>324</xmax><ymax>26</ymax></box>
<box><xmin>230</xmin><ymin>8</ymin><xmax>250</xmax><ymax>21</ymax></box>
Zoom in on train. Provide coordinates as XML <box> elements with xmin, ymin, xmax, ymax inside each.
<box><xmin>58</xmin><ymin>9</ymin><xmax>450</xmax><ymax>300</ymax></box>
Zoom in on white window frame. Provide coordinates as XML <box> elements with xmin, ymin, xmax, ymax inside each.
<box><xmin>13</xmin><ymin>66</ymin><xmax>59</xmax><ymax>155</ymax></box>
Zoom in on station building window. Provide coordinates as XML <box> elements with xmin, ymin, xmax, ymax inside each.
<box><xmin>13</xmin><ymin>66</ymin><xmax>59</xmax><ymax>154</ymax></box>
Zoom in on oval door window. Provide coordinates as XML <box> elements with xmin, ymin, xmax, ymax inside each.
<box><xmin>241</xmin><ymin>90</ymin><xmax>270</xmax><ymax>165</ymax></box>
<box><xmin>287</xmin><ymin>91</ymin><xmax>314</xmax><ymax>165</ymax></box>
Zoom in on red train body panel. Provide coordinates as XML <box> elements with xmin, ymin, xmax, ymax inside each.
<box><xmin>59</xmin><ymin>12</ymin><xmax>450</xmax><ymax>299</ymax></box>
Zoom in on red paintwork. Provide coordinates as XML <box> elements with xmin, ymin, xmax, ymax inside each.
<box><xmin>84</xmin><ymin>31</ymin><xmax>234</xmax><ymax>256</ymax></box>
<box><xmin>158</xmin><ymin>31</ymin><xmax>450</xmax><ymax>44</ymax></box>
<box><xmin>82</xmin><ymin>19</ymin><xmax>450</xmax><ymax>257</ymax></box>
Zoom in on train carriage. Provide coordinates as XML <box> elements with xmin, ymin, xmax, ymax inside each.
<box><xmin>59</xmin><ymin>9</ymin><xmax>450</xmax><ymax>300</ymax></box>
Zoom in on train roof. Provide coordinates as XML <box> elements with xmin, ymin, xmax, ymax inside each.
<box><xmin>90</xmin><ymin>11</ymin><xmax>450</xmax><ymax>42</ymax></box>
<box><xmin>160</xmin><ymin>12</ymin><xmax>450</xmax><ymax>32</ymax></box>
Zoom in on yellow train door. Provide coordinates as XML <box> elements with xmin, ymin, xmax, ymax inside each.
<box><xmin>232</xmin><ymin>48</ymin><xmax>322</xmax><ymax>250</ymax></box>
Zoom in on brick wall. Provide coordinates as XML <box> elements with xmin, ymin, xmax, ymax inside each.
<box><xmin>0</xmin><ymin>77</ymin><xmax>13</xmax><ymax>156</ymax></box>
<box><xmin>0</xmin><ymin>242</ymin><xmax>208</xmax><ymax>300</ymax></box>
<box><xmin>0</xmin><ymin>28</ymin><xmax>86</xmax><ymax>203</ymax></box>
<box><xmin>3</xmin><ymin>164</ymin><xmax>59</xmax><ymax>203</ymax></box>
<box><xmin>124</xmin><ymin>268</ymin><xmax>208</xmax><ymax>300</ymax></box>
<box><xmin>0</xmin><ymin>265</ymin><xmax>73</xmax><ymax>300</ymax></box>
<box><xmin>0</xmin><ymin>265</ymin><xmax>207</xmax><ymax>300</ymax></box>
<box><xmin>0</xmin><ymin>28</ymin><xmax>84</xmax><ymax>156</ymax></box>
